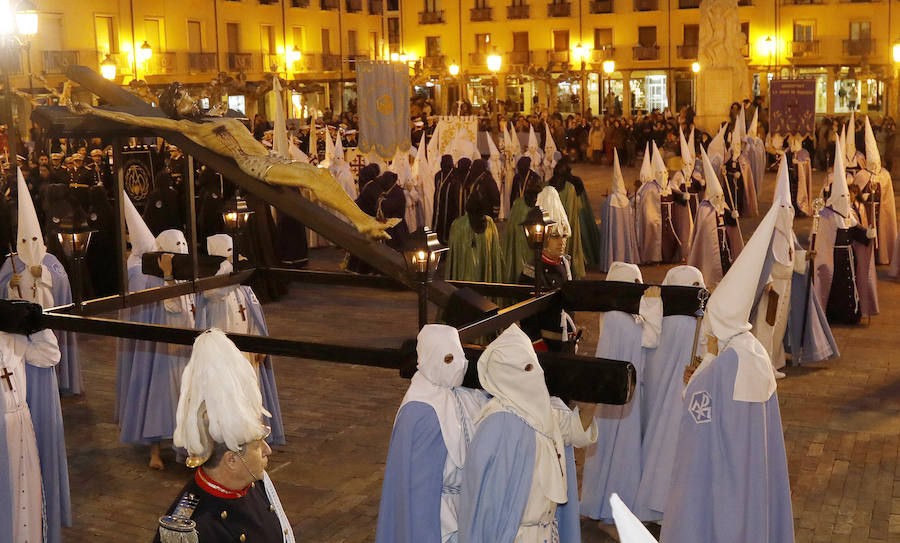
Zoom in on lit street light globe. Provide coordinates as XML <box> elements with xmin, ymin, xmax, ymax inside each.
<box><xmin>602</xmin><ymin>60</ymin><xmax>615</xmax><ymax>74</ymax></box>
<box><xmin>448</xmin><ymin>63</ymin><xmax>460</xmax><ymax>76</ymax></box>
<box><xmin>15</xmin><ymin>0</ymin><xmax>38</xmax><ymax>36</ymax></box>
<box><xmin>692</xmin><ymin>62</ymin><xmax>701</xmax><ymax>73</ymax></box>
<box><xmin>486</xmin><ymin>54</ymin><xmax>502</xmax><ymax>73</ymax></box>
<box><xmin>101</xmin><ymin>55</ymin><xmax>117</xmax><ymax>80</ymax></box>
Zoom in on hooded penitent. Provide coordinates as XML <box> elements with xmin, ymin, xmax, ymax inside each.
<box><xmin>639</xmin><ymin>142</ymin><xmax>653</xmax><ymax>184</ymax></box>
<box><xmin>476</xmin><ymin>325</ymin><xmax>567</xmax><ymax>503</ymax></box>
<box><xmin>536</xmin><ymin>185</ymin><xmax>572</xmax><ymax>238</ymax></box>
<box><xmin>12</xmin><ymin>167</ymin><xmax>55</xmax><ymax>306</ymax></box>
<box><xmin>701</xmin><ymin>146</ymin><xmax>727</xmax><ymax>216</ymax></box>
<box><xmin>845</xmin><ymin>111</ymin><xmax>857</xmax><ymax>164</ymax></box>
<box><xmin>599</xmin><ymin>149</ymin><xmax>640</xmax><ymax>273</ymax></box>
<box><xmin>827</xmin><ymin>136</ymin><xmax>852</xmax><ymax>222</ymax></box>
<box><xmin>651</xmin><ymin>141</ymin><xmax>670</xmax><ymax>196</ymax></box>
<box><xmin>610</xmin><ymin>149</ymin><xmax>629</xmax><ymax>208</ymax></box>
<box><xmin>679</xmin><ymin>127</ymin><xmax>694</xmax><ymax>183</ymax></box>
<box><xmin>707</xmin><ymin>123</ymin><xmax>727</xmax><ymax>173</ymax></box>
<box><xmin>862</xmin><ymin>115</ymin><xmax>898</xmax><ymax>265</ymax></box>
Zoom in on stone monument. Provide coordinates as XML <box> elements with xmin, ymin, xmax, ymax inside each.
<box><xmin>695</xmin><ymin>0</ymin><xmax>749</xmax><ymax>131</ymax></box>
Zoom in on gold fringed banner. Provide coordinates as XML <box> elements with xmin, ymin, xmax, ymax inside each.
<box><xmin>357</xmin><ymin>61</ymin><xmax>411</xmax><ymax>160</ymax></box>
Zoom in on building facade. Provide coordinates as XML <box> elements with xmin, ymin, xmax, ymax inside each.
<box><xmin>394</xmin><ymin>0</ymin><xmax>900</xmax><ymax>118</ymax></box>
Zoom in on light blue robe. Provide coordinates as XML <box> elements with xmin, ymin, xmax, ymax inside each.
<box><xmin>599</xmin><ymin>198</ymin><xmax>641</xmax><ymax>273</ymax></box>
<box><xmin>0</xmin><ymin>384</ymin><xmax>11</xmax><ymax>543</ymax></box>
<box><xmin>0</xmin><ymin>254</ymin><xmax>81</xmax><ymax>394</ymax></box>
<box><xmin>195</xmin><ymin>285</ymin><xmax>285</xmax><ymax>446</ymax></box>
<box><xmin>117</xmin><ymin>265</ymin><xmax>192</xmax><ymax>444</ymax></box>
<box><xmin>581</xmin><ymin>311</ymin><xmax>647</xmax><ymax>522</ymax></box>
<box><xmin>635</xmin><ymin>314</ymin><xmax>698</xmax><ymax>521</ymax></box>
<box><xmin>25</xmin><ymin>348</ymin><xmax>72</xmax><ymax>542</ymax></box>
<box><xmin>785</xmin><ymin>257</ymin><xmax>839</xmax><ymax>365</ymax></box>
<box><xmin>661</xmin><ymin>348</ymin><xmax>795</xmax><ymax>543</ymax></box>
<box><xmin>375</xmin><ymin>401</ymin><xmax>447</xmax><ymax>543</ymax></box>
<box><xmin>459</xmin><ymin>411</ymin><xmax>536</xmax><ymax>543</ymax></box>
<box><xmin>556</xmin><ymin>444</ymin><xmax>580</xmax><ymax>543</ymax></box>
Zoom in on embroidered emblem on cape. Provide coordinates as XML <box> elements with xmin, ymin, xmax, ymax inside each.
<box><xmin>689</xmin><ymin>391</ymin><xmax>712</xmax><ymax>424</ymax></box>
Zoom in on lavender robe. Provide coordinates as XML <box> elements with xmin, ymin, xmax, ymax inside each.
<box><xmin>786</xmin><ymin>258</ymin><xmax>839</xmax><ymax>365</ymax></box>
<box><xmin>0</xmin><ymin>254</ymin><xmax>81</xmax><ymax>395</ymax></box>
<box><xmin>661</xmin><ymin>348</ymin><xmax>794</xmax><ymax>543</ymax></box>
<box><xmin>581</xmin><ymin>311</ymin><xmax>646</xmax><ymax>522</ymax></box>
<box><xmin>598</xmin><ymin>198</ymin><xmax>640</xmax><ymax>273</ymax></box>
<box><xmin>850</xmin><ymin>203</ymin><xmax>879</xmax><ymax>318</ymax></box>
<box><xmin>635</xmin><ymin>181</ymin><xmax>680</xmax><ymax>263</ymax></box>
<box><xmin>669</xmin><ymin>172</ymin><xmax>695</xmax><ymax>256</ymax></box>
<box><xmin>634</xmin><ymin>313</ymin><xmax>698</xmax><ymax>520</ymax></box>
<box><xmin>745</xmin><ymin>137</ymin><xmax>767</xmax><ymax>195</ymax></box>
<box><xmin>686</xmin><ymin>202</ymin><xmax>742</xmax><ymax>286</ymax></box>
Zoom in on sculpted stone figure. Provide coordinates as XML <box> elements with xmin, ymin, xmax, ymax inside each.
<box><xmin>698</xmin><ymin>0</ymin><xmax>749</xmax><ymax>100</ymax></box>
<box><xmin>72</xmin><ymin>83</ymin><xmax>399</xmax><ymax>240</ymax></box>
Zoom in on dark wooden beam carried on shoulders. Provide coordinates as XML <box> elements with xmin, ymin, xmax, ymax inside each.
<box><xmin>563</xmin><ymin>281</ymin><xmax>707</xmax><ymax>316</ymax></box>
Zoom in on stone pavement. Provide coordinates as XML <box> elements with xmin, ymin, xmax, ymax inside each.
<box><xmin>59</xmin><ymin>163</ymin><xmax>899</xmax><ymax>542</ymax></box>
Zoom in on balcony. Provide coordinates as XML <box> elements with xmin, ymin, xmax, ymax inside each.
<box><xmin>346</xmin><ymin>0</ymin><xmax>362</xmax><ymax>12</ymax></box>
<box><xmin>633</xmin><ymin>0</ymin><xmax>657</xmax><ymax>10</ymax></box>
<box><xmin>633</xmin><ymin>45</ymin><xmax>660</xmax><ymax>60</ymax></box>
<box><xmin>677</xmin><ymin>44</ymin><xmax>698</xmax><ymax>59</ymax></box>
<box><xmin>470</xmin><ymin>7</ymin><xmax>493</xmax><ymax>20</ymax></box>
<box><xmin>42</xmin><ymin>50</ymin><xmax>79</xmax><ymax>74</ymax></box>
<box><xmin>423</xmin><ymin>55</ymin><xmax>445</xmax><ymax>70</ymax></box>
<box><xmin>321</xmin><ymin>0</ymin><xmax>339</xmax><ymax>9</ymax></box>
<box><xmin>547</xmin><ymin>49</ymin><xmax>570</xmax><ymax>64</ymax></box>
<box><xmin>589</xmin><ymin>0</ymin><xmax>613</xmax><ymax>13</ymax></box>
<box><xmin>419</xmin><ymin>10</ymin><xmax>445</xmax><ymax>24</ymax></box>
<box><xmin>508</xmin><ymin>50</ymin><xmax>533</xmax><ymax>65</ymax></box>
<box><xmin>369</xmin><ymin>0</ymin><xmax>383</xmax><ymax>13</ymax></box>
<box><xmin>678</xmin><ymin>0</ymin><xmax>699</xmax><ymax>7</ymax></box>
<box><xmin>470</xmin><ymin>52</ymin><xmax>487</xmax><ymax>66</ymax></box>
<box><xmin>507</xmin><ymin>4</ymin><xmax>530</xmax><ymax>18</ymax></box>
<box><xmin>262</xmin><ymin>53</ymin><xmax>286</xmax><ymax>72</ymax></box>
<box><xmin>227</xmin><ymin>52</ymin><xmax>253</xmax><ymax>71</ymax></box>
<box><xmin>843</xmin><ymin>38</ymin><xmax>875</xmax><ymax>56</ymax></box>
<box><xmin>321</xmin><ymin>53</ymin><xmax>341</xmax><ymax>70</ymax></box>
<box><xmin>188</xmin><ymin>52</ymin><xmax>218</xmax><ymax>73</ymax></box>
<box><xmin>147</xmin><ymin>51</ymin><xmax>178</xmax><ymax>75</ymax></box>
<box><xmin>346</xmin><ymin>55</ymin><xmax>368</xmax><ymax>71</ymax></box>
<box><xmin>547</xmin><ymin>2</ymin><xmax>571</xmax><ymax>16</ymax></box>
<box><xmin>591</xmin><ymin>46</ymin><xmax>615</xmax><ymax>61</ymax></box>
<box><xmin>738</xmin><ymin>0</ymin><xmax>752</xmax><ymax>4</ymax></box>
<box><xmin>791</xmin><ymin>40</ymin><xmax>819</xmax><ymax>58</ymax></box>
<box><xmin>290</xmin><ymin>0</ymin><xmax>310</xmax><ymax>6</ymax></box>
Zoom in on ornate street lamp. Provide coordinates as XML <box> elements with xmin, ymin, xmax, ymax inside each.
<box><xmin>403</xmin><ymin>226</ymin><xmax>447</xmax><ymax>329</ymax></box>
<box><xmin>520</xmin><ymin>206</ymin><xmax>555</xmax><ymax>294</ymax></box>
<box><xmin>572</xmin><ymin>43</ymin><xmax>592</xmax><ymax>115</ymax></box>
<box><xmin>14</xmin><ymin>1</ymin><xmax>38</xmax><ymax>37</ymax></box>
<box><xmin>57</xmin><ymin>217</ymin><xmax>96</xmax><ymax>311</ymax></box>
<box><xmin>138</xmin><ymin>40</ymin><xmax>153</xmax><ymax>62</ymax></box>
<box><xmin>0</xmin><ymin>0</ymin><xmax>38</xmax><ymax>166</ymax></box>
<box><xmin>448</xmin><ymin>62</ymin><xmax>460</xmax><ymax>76</ymax></box>
<box><xmin>101</xmin><ymin>54</ymin><xmax>117</xmax><ymax>80</ymax></box>
<box><xmin>222</xmin><ymin>195</ymin><xmax>254</xmax><ymax>271</ymax></box>
<box><xmin>287</xmin><ymin>45</ymin><xmax>302</xmax><ymax>68</ymax></box>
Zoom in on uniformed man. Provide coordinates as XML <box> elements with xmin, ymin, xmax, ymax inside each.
<box><xmin>518</xmin><ymin>185</ymin><xmax>579</xmax><ymax>352</ymax></box>
<box><xmin>154</xmin><ymin>329</ymin><xmax>295</xmax><ymax>543</ymax></box>
<box><xmin>81</xmin><ymin>148</ymin><xmax>110</xmax><ymax>187</ymax></box>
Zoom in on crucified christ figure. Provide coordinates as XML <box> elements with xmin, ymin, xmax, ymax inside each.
<box><xmin>70</xmin><ymin>86</ymin><xmax>399</xmax><ymax>240</ymax></box>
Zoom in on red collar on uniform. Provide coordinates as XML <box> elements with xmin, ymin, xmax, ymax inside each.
<box><xmin>196</xmin><ymin>468</ymin><xmax>249</xmax><ymax>499</ymax></box>
<box><xmin>541</xmin><ymin>253</ymin><xmax>561</xmax><ymax>265</ymax></box>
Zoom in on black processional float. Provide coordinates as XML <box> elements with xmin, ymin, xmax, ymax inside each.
<box><xmin>21</xmin><ymin>65</ymin><xmax>704</xmax><ymax>407</ymax></box>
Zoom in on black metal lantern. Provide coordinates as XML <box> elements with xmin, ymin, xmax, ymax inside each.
<box><xmin>222</xmin><ymin>195</ymin><xmax>254</xmax><ymax>230</ymax></box>
<box><xmin>520</xmin><ymin>206</ymin><xmax>555</xmax><ymax>294</ymax></box>
<box><xmin>520</xmin><ymin>206</ymin><xmax>556</xmax><ymax>251</ymax></box>
<box><xmin>56</xmin><ymin>217</ymin><xmax>96</xmax><ymax>310</ymax></box>
<box><xmin>403</xmin><ymin>227</ymin><xmax>448</xmax><ymax>328</ymax></box>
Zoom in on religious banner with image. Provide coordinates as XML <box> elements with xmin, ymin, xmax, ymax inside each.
<box><xmin>769</xmin><ymin>79</ymin><xmax>816</xmax><ymax>138</ymax></box>
<box><xmin>120</xmin><ymin>146</ymin><xmax>157</xmax><ymax>203</ymax></box>
<box><xmin>357</xmin><ymin>61</ymin><xmax>411</xmax><ymax>160</ymax></box>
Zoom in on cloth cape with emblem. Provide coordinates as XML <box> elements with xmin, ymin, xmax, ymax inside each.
<box><xmin>581</xmin><ymin>262</ymin><xmax>662</xmax><ymax>523</ymax></box>
<box><xmin>194</xmin><ymin>234</ymin><xmax>285</xmax><ymax>446</ymax></box>
<box><xmin>116</xmin><ymin>198</ymin><xmax>195</xmax><ymax>444</ymax></box>
<box><xmin>661</xmin><ymin>199</ymin><xmax>793</xmax><ymax>543</ymax></box>
<box><xmin>501</xmin><ymin>195</ymin><xmax>537</xmax><ymax>284</ymax></box>
<box><xmin>458</xmin><ymin>325</ymin><xmax>568</xmax><ymax>543</ymax></box>
<box><xmin>445</xmin><ymin>214</ymin><xmax>505</xmax><ymax>284</ymax></box>
<box><xmin>375</xmin><ymin>325</ymin><xmax>488</xmax><ymax>543</ymax></box>
<box><xmin>634</xmin><ymin>266</ymin><xmax>705</xmax><ymax>521</ymax></box>
<box><xmin>598</xmin><ymin>149</ymin><xmax>640</xmax><ymax>272</ymax></box>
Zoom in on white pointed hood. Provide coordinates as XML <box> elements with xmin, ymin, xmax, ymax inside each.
<box><xmin>508</xmin><ymin>122</ymin><xmax>522</xmax><ymax>155</ymax></box>
<box><xmin>501</xmin><ymin>121</ymin><xmax>513</xmax><ymax>154</ymax></box>
<box><xmin>610</xmin><ymin>149</ymin><xmax>629</xmax><ymax>208</ymax></box>
<box><xmin>319</xmin><ymin>128</ymin><xmax>334</xmax><ymax>169</ymax></box>
<box><xmin>528</xmin><ymin>123</ymin><xmax>540</xmax><ymax>153</ymax></box>
<box><xmin>701</xmin><ymin>145</ymin><xmax>726</xmax><ymax>215</ymax></box>
<box><xmin>679</xmin><ymin>126</ymin><xmax>694</xmax><ymax>180</ymax></box>
<box><xmin>688</xmin><ymin>127</ymin><xmax>695</xmax><ymax>157</ymax></box>
<box><xmin>123</xmin><ymin>191</ymin><xmax>158</xmax><ymax>268</ymax></box>
<box><xmin>543</xmin><ymin>122</ymin><xmax>558</xmax><ymax>169</ymax></box>
<box><xmin>16</xmin><ymin>167</ymin><xmax>45</xmax><ymax>267</ymax></box>
<box><xmin>662</xmin><ymin>265</ymin><xmax>705</xmax><ymax>288</ymax></box>
<box><xmin>400</xmin><ymin>324</ymin><xmax>483</xmax><ymax>468</ymax></box>
<box><xmin>156</xmin><ymin>229</ymin><xmax>189</xmax><ymax>254</ymax></box>
<box><xmin>651</xmin><ymin>141</ymin><xmax>670</xmax><ymax>195</ymax></box>
<box><xmin>412</xmin><ymin>131</ymin><xmax>427</xmax><ymax>179</ymax></box>
<box><xmin>610</xmin><ymin>493</ymin><xmax>659</xmax><ymax>543</ymax></box>
<box><xmin>708</xmin><ymin>123</ymin><xmax>727</xmax><ymax>168</ymax></box>
<box><xmin>845</xmin><ymin>112</ymin><xmax>857</xmax><ymax>163</ymax></box>
<box><xmin>748</xmin><ymin>107</ymin><xmax>759</xmax><ymax>138</ymax></box>
<box><xmin>174</xmin><ymin>329</ymin><xmax>272</xmax><ymax>466</ymax></box>
<box><xmin>477</xmin><ymin>325</ymin><xmax>567</xmax><ymax>503</ymax></box>
<box><xmin>333</xmin><ymin>133</ymin><xmax>345</xmax><ymax>161</ymax></box>
<box><xmin>702</xmin><ymin>198</ymin><xmax>780</xmax><ymax>403</ymax></box>
<box><xmin>639</xmin><ymin>142</ymin><xmax>653</xmax><ymax>183</ymax></box>
<box><xmin>731</xmin><ymin>108</ymin><xmax>744</xmax><ymax>159</ymax></box>
<box><xmin>864</xmin><ymin>115</ymin><xmax>881</xmax><ymax>173</ymax></box>
<box><xmin>486</xmin><ymin>132</ymin><xmax>503</xmax><ymax>188</ymax></box>
<box><xmin>207</xmin><ymin>233</ymin><xmax>235</xmax><ymax>275</ymax></box>
<box><xmin>827</xmin><ymin>136</ymin><xmax>851</xmax><ymax>219</ymax></box>
<box><xmin>607</xmin><ymin>261</ymin><xmax>643</xmax><ymax>282</ymax></box>
<box><xmin>772</xmin><ymin>154</ymin><xmax>795</xmax><ymax>266</ymax></box>
<box><xmin>272</xmin><ymin>78</ymin><xmax>290</xmax><ymax>159</ymax></box>
<box><xmin>536</xmin><ymin>185</ymin><xmax>571</xmax><ymax>237</ymax></box>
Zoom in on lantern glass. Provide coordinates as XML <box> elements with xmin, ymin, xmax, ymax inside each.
<box><xmin>403</xmin><ymin>227</ymin><xmax>447</xmax><ymax>282</ymax></box>
<box><xmin>691</xmin><ymin>62</ymin><xmax>700</xmax><ymax>73</ymax></box>
<box><xmin>602</xmin><ymin>60</ymin><xmax>615</xmax><ymax>74</ymax></box>
<box><xmin>101</xmin><ymin>55</ymin><xmax>117</xmax><ymax>80</ymax></box>
<box><xmin>520</xmin><ymin>206</ymin><xmax>556</xmax><ymax>251</ymax></box>
<box><xmin>287</xmin><ymin>46</ymin><xmax>302</xmax><ymax>65</ymax></box>
<box><xmin>15</xmin><ymin>7</ymin><xmax>37</xmax><ymax>36</ymax></box>
<box><xmin>57</xmin><ymin>230</ymin><xmax>95</xmax><ymax>259</ymax></box>
<box><xmin>448</xmin><ymin>63</ymin><xmax>460</xmax><ymax>76</ymax></box>
<box><xmin>138</xmin><ymin>40</ymin><xmax>153</xmax><ymax>62</ymax></box>
<box><xmin>223</xmin><ymin>197</ymin><xmax>254</xmax><ymax>229</ymax></box>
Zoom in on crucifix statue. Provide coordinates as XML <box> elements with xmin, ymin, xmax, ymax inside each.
<box><xmin>238</xmin><ymin>302</ymin><xmax>247</xmax><ymax>322</ymax></box>
<box><xmin>70</xmin><ymin>82</ymin><xmax>400</xmax><ymax>240</ymax></box>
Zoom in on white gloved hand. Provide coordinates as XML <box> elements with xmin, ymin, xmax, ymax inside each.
<box><xmin>681</xmin><ymin>191</ymin><xmax>690</xmax><ymax>201</ymax></box>
<box><xmin>866</xmin><ymin>228</ymin><xmax>876</xmax><ymax>239</ymax></box>
<box><xmin>731</xmin><ymin>210</ymin><xmax>740</xmax><ymax>220</ymax></box>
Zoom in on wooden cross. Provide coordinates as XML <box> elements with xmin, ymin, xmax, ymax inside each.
<box><xmin>0</xmin><ymin>367</ymin><xmax>13</xmax><ymax>392</ymax></box>
<box><xmin>31</xmin><ymin>281</ymin><xmax>37</xmax><ymax>299</ymax></box>
<box><xmin>190</xmin><ymin>303</ymin><xmax>196</xmax><ymax>318</ymax></box>
<box><xmin>238</xmin><ymin>303</ymin><xmax>247</xmax><ymax>322</ymax></box>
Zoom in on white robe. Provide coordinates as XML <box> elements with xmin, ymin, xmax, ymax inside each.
<box><xmin>2</xmin><ymin>329</ymin><xmax>61</xmax><ymax>543</ymax></box>
<box><xmin>751</xmin><ymin>261</ymin><xmax>792</xmax><ymax>370</ymax></box>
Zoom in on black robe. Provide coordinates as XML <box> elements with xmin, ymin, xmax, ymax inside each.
<box><xmin>509</xmin><ymin>157</ymin><xmax>539</xmax><ymax>212</ymax></box>
<box><xmin>142</xmin><ymin>173</ymin><xmax>183</xmax><ymax>235</ymax></box>
<box><xmin>85</xmin><ymin>186</ymin><xmax>118</xmax><ymax>298</ymax></box>
<box><xmin>464</xmin><ymin>159</ymin><xmax>500</xmax><ymax>220</ymax></box>
<box><xmin>433</xmin><ymin>159</ymin><xmax>469</xmax><ymax>244</ymax></box>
